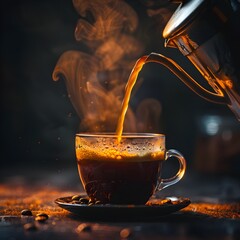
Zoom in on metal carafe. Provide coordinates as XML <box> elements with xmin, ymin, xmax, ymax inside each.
<box><xmin>145</xmin><ymin>0</ymin><xmax>240</xmax><ymax>120</ymax></box>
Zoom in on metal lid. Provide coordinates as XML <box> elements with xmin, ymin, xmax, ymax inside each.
<box><xmin>163</xmin><ymin>0</ymin><xmax>207</xmax><ymax>39</ymax></box>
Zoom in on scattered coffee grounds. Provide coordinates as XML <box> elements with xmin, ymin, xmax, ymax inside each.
<box><xmin>21</xmin><ymin>209</ymin><xmax>33</xmax><ymax>216</ymax></box>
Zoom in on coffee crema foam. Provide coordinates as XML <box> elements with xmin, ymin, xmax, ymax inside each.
<box><xmin>76</xmin><ymin>141</ymin><xmax>165</xmax><ymax>162</ymax></box>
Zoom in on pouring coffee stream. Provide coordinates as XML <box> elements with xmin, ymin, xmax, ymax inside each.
<box><xmin>117</xmin><ymin>0</ymin><xmax>240</xmax><ymax>140</ymax></box>
<box><xmin>116</xmin><ymin>52</ymin><xmax>238</xmax><ymax>141</ymax></box>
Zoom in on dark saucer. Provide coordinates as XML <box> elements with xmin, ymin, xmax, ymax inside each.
<box><xmin>55</xmin><ymin>196</ymin><xmax>190</xmax><ymax>221</ymax></box>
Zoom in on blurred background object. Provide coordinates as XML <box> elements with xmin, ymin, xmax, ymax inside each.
<box><xmin>194</xmin><ymin>114</ymin><xmax>240</xmax><ymax>177</ymax></box>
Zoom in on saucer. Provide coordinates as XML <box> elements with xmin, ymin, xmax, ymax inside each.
<box><xmin>55</xmin><ymin>196</ymin><xmax>190</xmax><ymax>221</ymax></box>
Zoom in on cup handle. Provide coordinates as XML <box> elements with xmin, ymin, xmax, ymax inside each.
<box><xmin>156</xmin><ymin>149</ymin><xmax>186</xmax><ymax>191</ymax></box>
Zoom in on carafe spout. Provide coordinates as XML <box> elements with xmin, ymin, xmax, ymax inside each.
<box><xmin>145</xmin><ymin>53</ymin><xmax>228</xmax><ymax>105</ymax></box>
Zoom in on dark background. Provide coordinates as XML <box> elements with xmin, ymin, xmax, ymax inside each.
<box><xmin>1</xmin><ymin>0</ymin><xmax>238</xmax><ymax>183</ymax></box>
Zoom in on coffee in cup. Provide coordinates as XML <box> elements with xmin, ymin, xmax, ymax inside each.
<box><xmin>75</xmin><ymin>133</ymin><xmax>186</xmax><ymax>205</ymax></box>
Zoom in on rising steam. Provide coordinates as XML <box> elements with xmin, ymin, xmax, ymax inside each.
<box><xmin>53</xmin><ymin>0</ymin><xmax>161</xmax><ymax>132</ymax></box>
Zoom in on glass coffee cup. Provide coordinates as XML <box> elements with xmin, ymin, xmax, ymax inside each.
<box><xmin>75</xmin><ymin>133</ymin><xmax>186</xmax><ymax>205</ymax></box>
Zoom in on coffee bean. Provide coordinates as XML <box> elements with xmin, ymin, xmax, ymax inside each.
<box><xmin>160</xmin><ymin>199</ymin><xmax>172</xmax><ymax>205</ymax></box>
<box><xmin>89</xmin><ymin>199</ymin><xmax>94</xmax><ymax>203</ymax></box>
<box><xmin>24</xmin><ymin>223</ymin><xmax>37</xmax><ymax>231</ymax></box>
<box><xmin>120</xmin><ymin>228</ymin><xmax>133</xmax><ymax>239</ymax></box>
<box><xmin>35</xmin><ymin>213</ymin><xmax>49</xmax><ymax>222</ymax></box>
<box><xmin>88</xmin><ymin>199</ymin><xmax>95</xmax><ymax>205</ymax></box>
<box><xmin>21</xmin><ymin>209</ymin><xmax>33</xmax><ymax>216</ymax></box>
<box><xmin>36</xmin><ymin>213</ymin><xmax>49</xmax><ymax>219</ymax></box>
<box><xmin>71</xmin><ymin>200</ymin><xmax>81</xmax><ymax>204</ymax></box>
<box><xmin>35</xmin><ymin>216</ymin><xmax>47</xmax><ymax>223</ymax></box>
<box><xmin>71</xmin><ymin>195</ymin><xmax>82</xmax><ymax>201</ymax></box>
<box><xmin>79</xmin><ymin>198</ymin><xmax>89</xmax><ymax>204</ymax></box>
<box><xmin>95</xmin><ymin>201</ymin><xmax>102</xmax><ymax>205</ymax></box>
<box><xmin>179</xmin><ymin>198</ymin><xmax>190</xmax><ymax>205</ymax></box>
<box><xmin>76</xmin><ymin>223</ymin><xmax>92</xmax><ymax>233</ymax></box>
